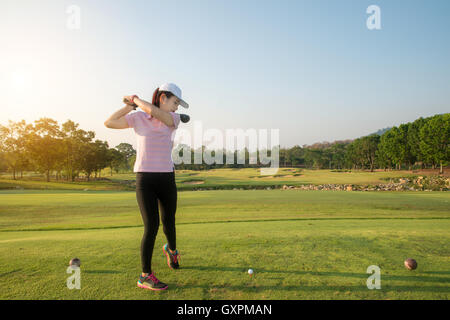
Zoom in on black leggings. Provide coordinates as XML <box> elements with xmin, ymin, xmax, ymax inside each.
<box><xmin>136</xmin><ymin>171</ymin><xmax>177</xmax><ymax>273</ymax></box>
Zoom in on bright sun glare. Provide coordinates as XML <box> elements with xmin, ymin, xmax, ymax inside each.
<box><xmin>10</xmin><ymin>69</ymin><xmax>32</xmax><ymax>92</ymax></box>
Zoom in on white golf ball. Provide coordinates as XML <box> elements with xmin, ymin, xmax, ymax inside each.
<box><xmin>248</xmin><ymin>269</ymin><xmax>254</xmax><ymax>275</ymax></box>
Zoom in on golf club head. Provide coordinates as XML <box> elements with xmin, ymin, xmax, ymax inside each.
<box><xmin>180</xmin><ymin>114</ymin><xmax>190</xmax><ymax>123</ymax></box>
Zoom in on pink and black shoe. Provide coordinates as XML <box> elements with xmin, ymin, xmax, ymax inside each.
<box><xmin>137</xmin><ymin>272</ymin><xmax>168</xmax><ymax>291</ymax></box>
<box><xmin>163</xmin><ymin>244</ymin><xmax>180</xmax><ymax>269</ymax></box>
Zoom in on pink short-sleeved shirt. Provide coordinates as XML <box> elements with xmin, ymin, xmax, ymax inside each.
<box><xmin>125</xmin><ymin>111</ymin><xmax>181</xmax><ymax>172</ymax></box>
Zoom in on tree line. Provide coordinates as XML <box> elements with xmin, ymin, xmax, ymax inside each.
<box><xmin>0</xmin><ymin>113</ymin><xmax>448</xmax><ymax>180</ymax></box>
<box><xmin>279</xmin><ymin>113</ymin><xmax>449</xmax><ymax>173</ymax></box>
<box><xmin>173</xmin><ymin>114</ymin><xmax>449</xmax><ymax>173</ymax></box>
<box><xmin>0</xmin><ymin>119</ymin><xmax>136</xmax><ymax>181</ymax></box>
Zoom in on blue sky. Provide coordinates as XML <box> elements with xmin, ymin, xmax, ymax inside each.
<box><xmin>1</xmin><ymin>0</ymin><xmax>449</xmax><ymax>149</ymax></box>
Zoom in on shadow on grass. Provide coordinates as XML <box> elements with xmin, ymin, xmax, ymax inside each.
<box><xmin>423</xmin><ymin>271</ymin><xmax>450</xmax><ymax>275</ymax></box>
<box><xmin>172</xmin><ymin>282</ymin><xmax>450</xmax><ymax>294</ymax></box>
<box><xmin>0</xmin><ymin>269</ymin><xmax>22</xmax><ymax>277</ymax></box>
<box><xmin>84</xmin><ymin>270</ymin><xmax>121</xmax><ymax>274</ymax></box>
<box><xmin>3</xmin><ymin>217</ymin><xmax>449</xmax><ymax>232</ymax></box>
<box><xmin>181</xmin><ymin>265</ymin><xmax>450</xmax><ymax>285</ymax></box>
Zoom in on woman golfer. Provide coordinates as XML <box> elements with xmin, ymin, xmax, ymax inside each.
<box><xmin>104</xmin><ymin>83</ymin><xmax>189</xmax><ymax>291</ymax></box>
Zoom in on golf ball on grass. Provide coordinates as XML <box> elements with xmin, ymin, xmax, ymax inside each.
<box><xmin>69</xmin><ymin>258</ymin><xmax>81</xmax><ymax>268</ymax></box>
<box><xmin>404</xmin><ymin>258</ymin><xmax>417</xmax><ymax>270</ymax></box>
<box><xmin>248</xmin><ymin>269</ymin><xmax>253</xmax><ymax>275</ymax></box>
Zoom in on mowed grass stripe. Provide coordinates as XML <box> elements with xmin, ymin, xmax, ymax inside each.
<box><xmin>1</xmin><ymin>217</ymin><xmax>450</xmax><ymax>233</ymax></box>
<box><xmin>1</xmin><ymin>190</ymin><xmax>449</xmax><ymax>231</ymax></box>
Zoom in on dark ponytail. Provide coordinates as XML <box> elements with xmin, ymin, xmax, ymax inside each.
<box><xmin>152</xmin><ymin>88</ymin><xmax>175</xmax><ymax>108</ymax></box>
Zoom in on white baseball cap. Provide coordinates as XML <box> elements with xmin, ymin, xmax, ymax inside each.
<box><xmin>159</xmin><ymin>82</ymin><xmax>189</xmax><ymax>109</ymax></box>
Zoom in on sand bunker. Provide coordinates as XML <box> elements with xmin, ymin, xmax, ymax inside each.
<box><xmin>183</xmin><ymin>180</ymin><xmax>205</xmax><ymax>185</ymax></box>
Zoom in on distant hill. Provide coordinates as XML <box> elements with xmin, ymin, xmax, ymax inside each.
<box><xmin>302</xmin><ymin>139</ymin><xmax>353</xmax><ymax>149</ymax></box>
<box><xmin>304</xmin><ymin>127</ymin><xmax>392</xmax><ymax>148</ymax></box>
<box><xmin>371</xmin><ymin>127</ymin><xmax>391</xmax><ymax>136</ymax></box>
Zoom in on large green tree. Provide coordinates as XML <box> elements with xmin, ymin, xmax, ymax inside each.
<box><xmin>359</xmin><ymin>135</ymin><xmax>380</xmax><ymax>172</ymax></box>
<box><xmin>407</xmin><ymin>117</ymin><xmax>426</xmax><ymax>168</ymax></box>
<box><xmin>419</xmin><ymin>114</ymin><xmax>449</xmax><ymax>174</ymax></box>
<box><xmin>60</xmin><ymin>120</ymin><xmax>96</xmax><ymax>181</ymax></box>
<box><xmin>24</xmin><ymin>118</ymin><xmax>65</xmax><ymax>182</ymax></box>
<box><xmin>115</xmin><ymin>143</ymin><xmax>136</xmax><ymax>171</ymax></box>
<box><xmin>379</xmin><ymin>127</ymin><xmax>404</xmax><ymax>169</ymax></box>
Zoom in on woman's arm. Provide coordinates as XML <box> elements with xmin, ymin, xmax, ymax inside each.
<box><xmin>133</xmin><ymin>98</ymin><xmax>175</xmax><ymax>127</ymax></box>
<box><xmin>104</xmin><ymin>104</ymin><xmax>135</xmax><ymax>129</ymax></box>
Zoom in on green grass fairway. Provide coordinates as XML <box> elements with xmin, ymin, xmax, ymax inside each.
<box><xmin>1</xmin><ymin>189</ymin><xmax>449</xmax><ymax>299</ymax></box>
<box><xmin>0</xmin><ymin>168</ymin><xmax>428</xmax><ymax>191</ymax></box>
<box><xmin>109</xmin><ymin>167</ymin><xmax>432</xmax><ymax>189</ymax></box>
